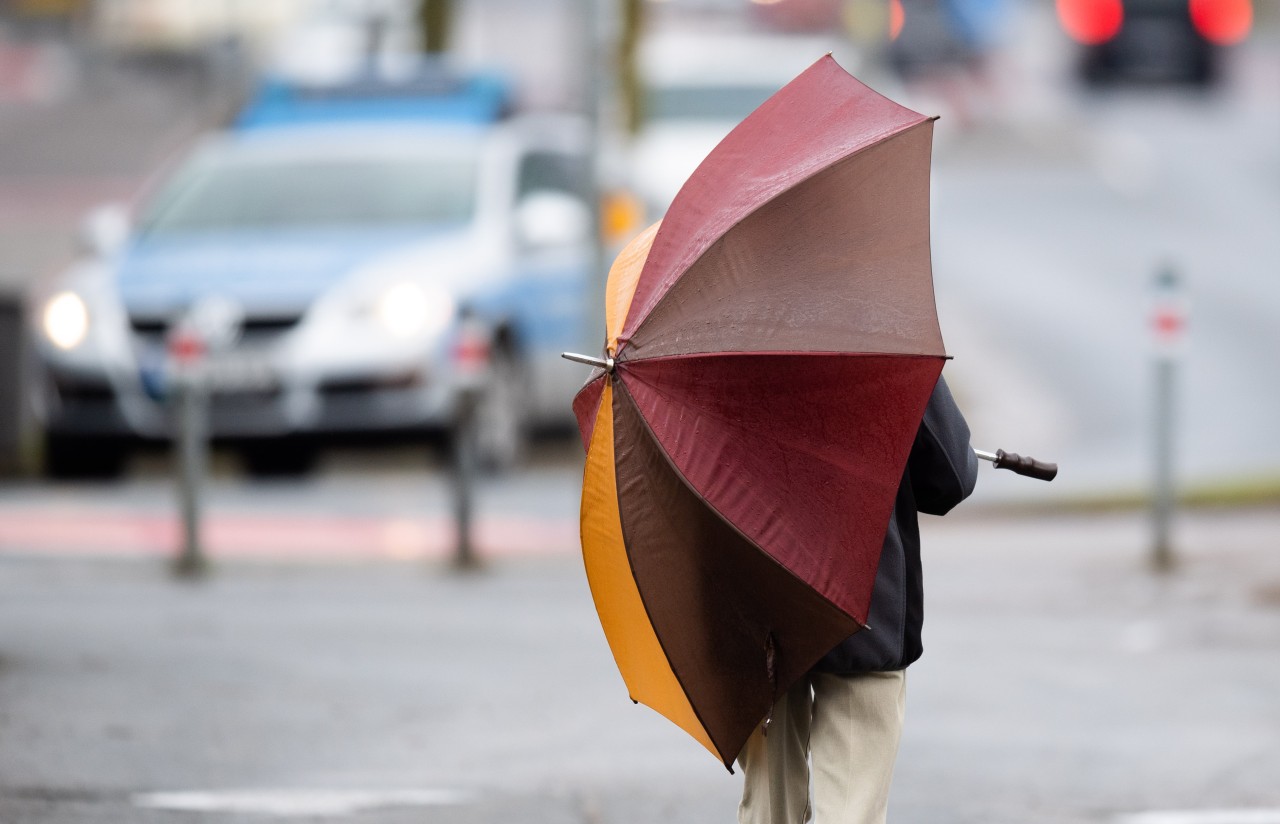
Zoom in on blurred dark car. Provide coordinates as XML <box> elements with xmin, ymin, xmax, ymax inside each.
<box><xmin>1057</xmin><ymin>0</ymin><xmax>1254</xmax><ymax>86</ymax></box>
<box><xmin>888</xmin><ymin>0</ymin><xmax>1007</xmax><ymax>80</ymax></box>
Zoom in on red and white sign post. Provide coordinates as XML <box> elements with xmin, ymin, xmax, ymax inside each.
<box><xmin>1150</xmin><ymin>267</ymin><xmax>1187</xmax><ymax>572</ymax></box>
<box><xmin>169</xmin><ymin>322</ymin><xmax>210</xmax><ymax>577</ymax></box>
<box><xmin>448</xmin><ymin>313</ymin><xmax>493</xmax><ymax>571</ymax></box>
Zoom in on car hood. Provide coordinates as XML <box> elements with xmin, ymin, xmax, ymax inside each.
<box><xmin>116</xmin><ymin>227</ymin><xmax>466</xmax><ymax>318</ymax></box>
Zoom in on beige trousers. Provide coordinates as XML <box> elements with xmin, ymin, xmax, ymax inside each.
<box><xmin>737</xmin><ymin>670</ymin><xmax>907</xmax><ymax>824</ymax></box>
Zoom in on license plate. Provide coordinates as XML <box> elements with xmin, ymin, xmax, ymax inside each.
<box><xmin>201</xmin><ymin>351</ymin><xmax>278</xmax><ymax>394</ymax></box>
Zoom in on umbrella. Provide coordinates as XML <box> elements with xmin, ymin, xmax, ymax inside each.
<box><xmin>567</xmin><ymin>56</ymin><xmax>1049</xmax><ymax>769</ymax></box>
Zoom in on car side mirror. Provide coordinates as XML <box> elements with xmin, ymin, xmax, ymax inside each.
<box><xmin>78</xmin><ymin>202</ymin><xmax>130</xmax><ymax>258</ymax></box>
<box><xmin>514</xmin><ymin>190</ymin><xmax>591</xmax><ymax>251</ymax></box>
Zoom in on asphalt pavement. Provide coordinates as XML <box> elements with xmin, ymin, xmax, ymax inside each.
<box><xmin>2</xmin><ymin>504</ymin><xmax>1278</xmax><ymax>824</ymax></box>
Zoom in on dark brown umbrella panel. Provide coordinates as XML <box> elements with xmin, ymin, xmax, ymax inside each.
<box><xmin>575</xmin><ymin>55</ymin><xmax>945</xmax><ymax>768</ymax></box>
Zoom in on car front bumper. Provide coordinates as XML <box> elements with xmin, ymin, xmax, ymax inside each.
<box><xmin>38</xmin><ymin>357</ymin><xmax>463</xmax><ymax>442</ymax></box>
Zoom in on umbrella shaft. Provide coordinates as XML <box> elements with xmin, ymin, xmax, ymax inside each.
<box><xmin>974</xmin><ymin>449</ymin><xmax>999</xmax><ymax>463</ymax></box>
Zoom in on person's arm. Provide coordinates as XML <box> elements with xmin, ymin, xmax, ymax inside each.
<box><xmin>908</xmin><ymin>375</ymin><xmax>979</xmax><ymax>515</ymax></box>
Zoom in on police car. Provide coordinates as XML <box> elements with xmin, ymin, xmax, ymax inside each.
<box><xmin>28</xmin><ymin>64</ymin><xmax>597</xmax><ymax>477</ymax></box>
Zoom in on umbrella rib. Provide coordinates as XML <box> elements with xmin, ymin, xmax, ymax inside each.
<box><xmin>617</xmin><ymin>116</ymin><xmax>938</xmax><ymax>357</ymax></box>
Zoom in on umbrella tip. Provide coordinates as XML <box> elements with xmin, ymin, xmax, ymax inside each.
<box><xmin>561</xmin><ymin>352</ymin><xmax>615</xmax><ymax>372</ymax></box>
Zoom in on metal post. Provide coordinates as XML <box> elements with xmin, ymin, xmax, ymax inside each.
<box><xmin>173</xmin><ymin>371</ymin><xmax>209</xmax><ymax>577</ymax></box>
<box><xmin>167</xmin><ymin>297</ymin><xmax>243</xmax><ymax>578</ymax></box>
<box><xmin>448</xmin><ymin>313</ymin><xmax>491</xmax><ymax>572</ymax></box>
<box><xmin>450</xmin><ymin>387</ymin><xmax>479</xmax><ymax>571</ymax></box>
<box><xmin>0</xmin><ymin>292</ymin><xmax>31</xmax><ymax>476</ymax></box>
<box><xmin>1152</xmin><ymin>355</ymin><xmax>1175</xmax><ymax>572</ymax></box>
<box><xmin>1150</xmin><ymin>266</ymin><xmax>1186</xmax><ymax>573</ymax></box>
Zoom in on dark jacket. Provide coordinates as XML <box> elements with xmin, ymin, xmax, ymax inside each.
<box><xmin>815</xmin><ymin>375</ymin><xmax>978</xmax><ymax>675</ymax></box>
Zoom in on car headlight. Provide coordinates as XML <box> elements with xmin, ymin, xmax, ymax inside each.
<box><xmin>374</xmin><ymin>282</ymin><xmax>454</xmax><ymax>340</ymax></box>
<box><xmin>42</xmin><ymin>291</ymin><xmax>90</xmax><ymax>350</ymax></box>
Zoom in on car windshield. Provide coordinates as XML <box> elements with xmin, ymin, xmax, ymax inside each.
<box><xmin>140</xmin><ymin>147</ymin><xmax>480</xmax><ymax>235</ymax></box>
<box><xmin>645</xmin><ymin>84</ymin><xmax>779</xmax><ymax>122</ymax></box>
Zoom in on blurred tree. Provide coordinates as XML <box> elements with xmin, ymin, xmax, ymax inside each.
<box><xmin>843</xmin><ymin>0</ymin><xmax>894</xmax><ymax>45</ymax></box>
<box><xmin>3</xmin><ymin>0</ymin><xmax>88</xmax><ymax>30</ymax></box>
<box><xmin>417</xmin><ymin>0</ymin><xmax>453</xmax><ymax>54</ymax></box>
<box><xmin>618</xmin><ymin>0</ymin><xmax>644</xmax><ymax>134</ymax></box>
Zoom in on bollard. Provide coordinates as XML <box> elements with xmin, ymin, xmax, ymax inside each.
<box><xmin>448</xmin><ymin>314</ymin><xmax>491</xmax><ymax>572</ymax></box>
<box><xmin>169</xmin><ymin>325</ymin><xmax>209</xmax><ymax>578</ymax></box>
<box><xmin>0</xmin><ymin>291</ymin><xmax>29</xmax><ymax>476</ymax></box>
<box><xmin>450</xmin><ymin>386</ymin><xmax>479</xmax><ymax>571</ymax></box>
<box><xmin>1150</xmin><ymin>266</ymin><xmax>1187</xmax><ymax>573</ymax></box>
<box><xmin>166</xmin><ymin>297</ymin><xmax>242</xmax><ymax>578</ymax></box>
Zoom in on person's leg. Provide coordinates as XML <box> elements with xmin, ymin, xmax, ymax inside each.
<box><xmin>808</xmin><ymin>670</ymin><xmax>906</xmax><ymax>824</ymax></box>
<box><xmin>737</xmin><ymin>675</ymin><xmax>815</xmax><ymax>824</ymax></box>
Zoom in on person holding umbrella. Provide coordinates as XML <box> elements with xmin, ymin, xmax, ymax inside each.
<box><xmin>736</xmin><ymin>375</ymin><xmax>978</xmax><ymax>824</ymax></box>
<box><xmin>568</xmin><ymin>54</ymin><xmax>1053</xmax><ymax>824</ymax></box>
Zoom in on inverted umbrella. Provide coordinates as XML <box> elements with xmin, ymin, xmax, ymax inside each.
<box><xmin>568</xmin><ymin>56</ymin><xmax>1051</xmax><ymax>769</ymax></box>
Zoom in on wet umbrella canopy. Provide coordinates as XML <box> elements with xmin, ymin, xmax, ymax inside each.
<box><xmin>572</xmin><ymin>56</ymin><xmax>945</xmax><ymax>768</ymax></box>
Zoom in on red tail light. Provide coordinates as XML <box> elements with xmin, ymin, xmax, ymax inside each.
<box><xmin>1190</xmin><ymin>0</ymin><xmax>1252</xmax><ymax>44</ymax></box>
<box><xmin>1056</xmin><ymin>0</ymin><xmax>1124</xmax><ymax>45</ymax></box>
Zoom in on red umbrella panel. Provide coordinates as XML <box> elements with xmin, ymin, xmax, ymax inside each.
<box><xmin>574</xmin><ymin>56</ymin><xmax>945</xmax><ymax>768</ymax></box>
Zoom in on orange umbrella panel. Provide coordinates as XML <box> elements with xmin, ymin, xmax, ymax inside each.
<box><xmin>578</xmin><ymin>378</ymin><xmax>717</xmax><ymax>758</ymax></box>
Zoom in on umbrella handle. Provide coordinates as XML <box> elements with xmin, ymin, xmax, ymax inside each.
<box><xmin>975</xmin><ymin>448</ymin><xmax>1058</xmax><ymax>482</ymax></box>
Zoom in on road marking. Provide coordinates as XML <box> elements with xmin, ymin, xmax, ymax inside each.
<box><xmin>1116</xmin><ymin>811</ymin><xmax>1280</xmax><ymax>824</ymax></box>
<box><xmin>132</xmin><ymin>788</ymin><xmax>471</xmax><ymax>816</ymax></box>
<box><xmin>0</xmin><ymin>511</ymin><xmax>578</xmax><ymax>560</ymax></box>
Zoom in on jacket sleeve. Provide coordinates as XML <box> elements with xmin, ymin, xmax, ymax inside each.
<box><xmin>908</xmin><ymin>375</ymin><xmax>979</xmax><ymax>516</ymax></box>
